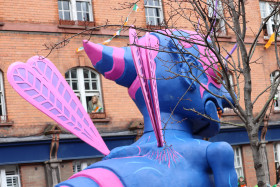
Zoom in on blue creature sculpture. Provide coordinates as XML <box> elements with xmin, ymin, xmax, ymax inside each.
<box><xmin>57</xmin><ymin>29</ymin><xmax>237</xmax><ymax>187</ymax></box>
<box><xmin>8</xmin><ymin>29</ymin><xmax>237</xmax><ymax>187</ymax></box>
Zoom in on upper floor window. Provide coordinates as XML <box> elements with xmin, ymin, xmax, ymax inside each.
<box><xmin>0</xmin><ymin>71</ymin><xmax>7</xmax><ymax>122</ymax></box>
<box><xmin>65</xmin><ymin>67</ymin><xmax>103</xmax><ymax>113</ymax></box>
<box><xmin>233</xmin><ymin>146</ymin><xmax>244</xmax><ymax>178</ymax></box>
<box><xmin>58</xmin><ymin>0</ymin><xmax>93</xmax><ymax>21</ymax></box>
<box><xmin>259</xmin><ymin>1</ymin><xmax>280</xmax><ymax>37</ymax></box>
<box><xmin>144</xmin><ymin>0</ymin><xmax>164</xmax><ymax>26</ymax></box>
<box><xmin>0</xmin><ymin>165</ymin><xmax>21</xmax><ymax>187</ymax></box>
<box><xmin>270</xmin><ymin>71</ymin><xmax>280</xmax><ymax>110</ymax></box>
<box><xmin>208</xmin><ymin>0</ymin><xmax>226</xmax><ymax>34</ymax></box>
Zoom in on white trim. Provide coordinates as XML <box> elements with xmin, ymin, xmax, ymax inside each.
<box><xmin>233</xmin><ymin>146</ymin><xmax>244</xmax><ymax>178</ymax></box>
<box><xmin>0</xmin><ymin>71</ymin><xmax>6</xmax><ymax>121</ymax></box>
<box><xmin>274</xmin><ymin>143</ymin><xmax>280</xmax><ymax>164</ymax></box>
<box><xmin>0</xmin><ymin>165</ymin><xmax>21</xmax><ymax>187</ymax></box>
<box><xmin>0</xmin><ymin>169</ymin><xmax>6</xmax><ymax>187</ymax></box>
<box><xmin>270</xmin><ymin>71</ymin><xmax>280</xmax><ymax>110</ymax></box>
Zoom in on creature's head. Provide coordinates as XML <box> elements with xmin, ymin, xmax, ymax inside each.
<box><xmin>83</xmin><ymin>29</ymin><xmax>234</xmax><ymax>138</ymax></box>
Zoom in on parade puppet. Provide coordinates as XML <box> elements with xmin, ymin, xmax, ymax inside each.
<box><xmin>7</xmin><ymin>29</ymin><xmax>237</xmax><ymax>186</ymax></box>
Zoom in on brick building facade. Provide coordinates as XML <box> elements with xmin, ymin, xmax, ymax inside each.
<box><xmin>0</xmin><ymin>0</ymin><xmax>280</xmax><ymax>186</ymax></box>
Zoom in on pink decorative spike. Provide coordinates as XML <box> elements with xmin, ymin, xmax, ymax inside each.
<box><xmin>144</xmin><ymin>33</ymin><xmax>163</xmax><ymax>146</ymax></box>
<box><xmin>7</xmin><ymin>56</ymin><xmax>110</xmax><ymax>155</ymax></box>
<box><xmin>129</xmin><ymin>29</ymin><xmax>164</xmax><ymax>147</ymax></box>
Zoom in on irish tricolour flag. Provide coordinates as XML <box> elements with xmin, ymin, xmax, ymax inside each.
<box><xmin>133</xmin><ymin>4</ymin><xmax>139</xmax><ymax>12</ymax></box>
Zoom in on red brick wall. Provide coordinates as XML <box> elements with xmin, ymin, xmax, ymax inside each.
<box><xmin>20</xmin><ymin>164</ymin><xmax>47</xmax><ymax>187</ymax></box>
<box><xmin>60</xmin><ymin>161</ymin><xmax>74</xmax><ymax>181</ymax></box>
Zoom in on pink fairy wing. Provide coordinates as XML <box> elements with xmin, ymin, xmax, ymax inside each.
<box><xmin>129</xmin><ymin>29</ymin><xmax>163</xmax><ymax>147</ymax></box>
<box><xmin>144</xmin><ymin>33</ymin><xmax>163</xmax><ymax>146</ymax></box>
<box><xmin>7</xmin><ymin>56</ymin><xmax>110</xmax><ymax>155</ymax></box>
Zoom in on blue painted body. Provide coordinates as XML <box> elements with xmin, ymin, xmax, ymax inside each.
<box><xmin>56</xmin><ymin>30</ymin><xmax>238</xmax><ymax>187</ymax></box>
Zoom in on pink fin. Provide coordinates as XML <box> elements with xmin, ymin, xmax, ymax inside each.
<box><xmin>129</xmin><ymin>29</ymin><xmax>164</xmax><ymax>147</ymax></box>
<box><xmin>7</xmin><ymin>56</ymin><xmax>110</xmax><ymax>155</ymax></box>
<box><xmin>144</xmin><ymin>33</ymin><xmax>164</xmax><ymax>147</ymax></box>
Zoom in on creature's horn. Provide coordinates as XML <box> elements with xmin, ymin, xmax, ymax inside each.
<box><xmin>83</xmin><ymin>40</ymin><xmax>137</xmax><ymax>88</ymax></box>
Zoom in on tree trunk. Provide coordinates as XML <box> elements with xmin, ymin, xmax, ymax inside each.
<box><xmin>250</xmin><ymin>135</ymin><xmax>270</xmax><ymax>187</ymax></box>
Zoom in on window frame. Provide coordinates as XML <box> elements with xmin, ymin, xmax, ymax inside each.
<box><xmin>65</xmin><ymin>67</ymin><xmax>104</xmax><ymax>114</ymax></box>
<box><xmin>259</xmin><ymin>1</ymin><xmax>280</xmax><ymax>37</ymax></box>
<box><xmin>274</xmin><ymin>143</ymin><xmax>280</xmax><ymax>164</ymax></box>
<box><xmin>72</xmin><ymin>158</ymin><xmax>102</xmax><ymax>174</ymax></box>
<box><xmin>233</xmin><ymin>146</ymin><xmax>244</xmax><ymax>178</ymax></box>
<box><xmin>0</xmin><ymin>71</ymin><xmax>7</xmax><ymax>122</ymax></box>
<box><xmin>58</xmin><ymin>0</ymin><xmax>94</xmax><ymax>22</ymax></box>
<box><xmin>270</xmin><ymin>71</ymin><xmax>280</xmax><ymax>111</ymax></box>
<box><xmin>222</xmin><ymin>72</ymin><xmax>236</xmax><ymax>115</ymax></box>
<box><xmin>208</xmin><ymin>0</ymin><xmax>226</xmax><ymax>35</ymax></box>
<box><xmin>144</xmin><ymin>0</ymin><xmax>164</xmax><ymax>26</ymax></box>
<box><xmin>0</xmin><ymin>165</ymin><xmax>21</xmax><ymax>187</ymax></box>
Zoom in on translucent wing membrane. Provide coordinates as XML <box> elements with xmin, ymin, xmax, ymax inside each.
<box><xmin>7</xmin><ymin>56</ymin><xmax>110</xmax><ymax>155</ymax></box>
<box><xmin>129</xmin><ymin>29</ymin><xmax>164</xmax><ymax>147</ymax></box>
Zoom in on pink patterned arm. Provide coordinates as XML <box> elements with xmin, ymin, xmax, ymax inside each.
<box><xmin>7</xmin><ymin>56</ymin><xmax>110</xmax><ymax>155</ymax></box>
<box><xmin>129</xmin><ymin>29</ymin><xmax>163</xmax><ymax>147</ymax></box>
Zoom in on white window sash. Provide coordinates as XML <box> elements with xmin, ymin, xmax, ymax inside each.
<box><xmin>60</xmin><ymin>0</ymin><xmax>93</xmax><ymax>21</ymax></box>
<box><xmin>274</xmin><ymin>143</ymin><xmax>280</xmax><ymax>163</ymax></box>
<box><xmin>259</xmin><ymin>1</ymin><xmax>280</xmax><ymax>36</ymax></box>
<box><xmin>208</xmin><ymin>0</ymin><xmax>226</xmax><ymax>34</ymax></box>
<box><xmin>144</xmin><ymin>0</ymin><xmax>164</xmax><ymax>25</ymax></box>
<box><xmin>0</xmin><ymin>71</ymin><xmax>6</xmax><ymax>121</ymax></box>
<box><xmin>0</xmin><ymin>166</ymin><xmax>21</xmax><ymax>187</ymax></box>
<box><xmin>0</xmin><ymin>169</ymin><xmax>6</xmax><ymax>187</ymax></box>
<box><xmin>233</xmin><ymin>147</ymin><xmax>244</xmax><ymax>178</ymax></box>
<box><xmin>270</xmin><ymin>71</ymin><xmax>280</xmax><ymax>110</ymax></box>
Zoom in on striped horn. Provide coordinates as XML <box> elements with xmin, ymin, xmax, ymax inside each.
<box><xmin>83</xmin><ymin>40</ymin><xmax>137</xmax><ymax>88</ymax></box>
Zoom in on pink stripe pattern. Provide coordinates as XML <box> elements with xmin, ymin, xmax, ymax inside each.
<box><xmin>70</xmin><ymin>168</ymin><xmax>123</xmax><ymax>187</ymax></box>
<box><xmin>104</xmin><ymin>47</ymin><xmax>125</xmax><ymax>80</ymax></box>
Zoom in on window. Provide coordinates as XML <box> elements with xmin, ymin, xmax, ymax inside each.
<box><xmin>223</xmin><ymin>72</ymin><xmax>235</xmax><ymax>114</ymax></box>
<box><xmin>58</xmin><ymin>0</ymin><xmax>93</xmax><ymax>21</ymax></box>
<box><xmin>144</xmin><ymin>0</ymin><xmax>164</xmax><ymax>26</ymax></box>
<box><xmin>208</xmin><ymin>0</ymin><xmax>226</xmax><ymax>34</ymax></box>
<box><xmin>0</xmin><ymin>71</ymin><xmax>7</xmax><ymax>122</ymax></box>
<box><xmin>270</xmin><ymin>71</ymin><xmax>280</xmax><ymax>110</ymax></box>
<box><xmin>0</xmin><ymin>165</ymin><xmax>21</xmax><ymax>187</ymax></box>
<box><xmin>65</xmin><ymin>67</ymin><xmax>103</xmax><ymax>113</ymax></box>
<box><xmin>274</xmin><ymin>143</ymin><xmax>280</xmax><ymax>164</ymax></box>
<box><xmin>73</xmin><ymin>158</ymin><xmax>102</xmax><ymax>174</ymax></box>
<box><xmin>274</xmin><ymin>143</ymin><xmax>280</xmax><ymax>176</ymax></box>
<box><xmin>259</xmin><ymin>1</ymin><xmax>280</xmax><ymax>37</ymax></box>
<box><xmin>233</xmin><ymin>146</ymin><xmax>244</xmax><ymax>178</ymax></box>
